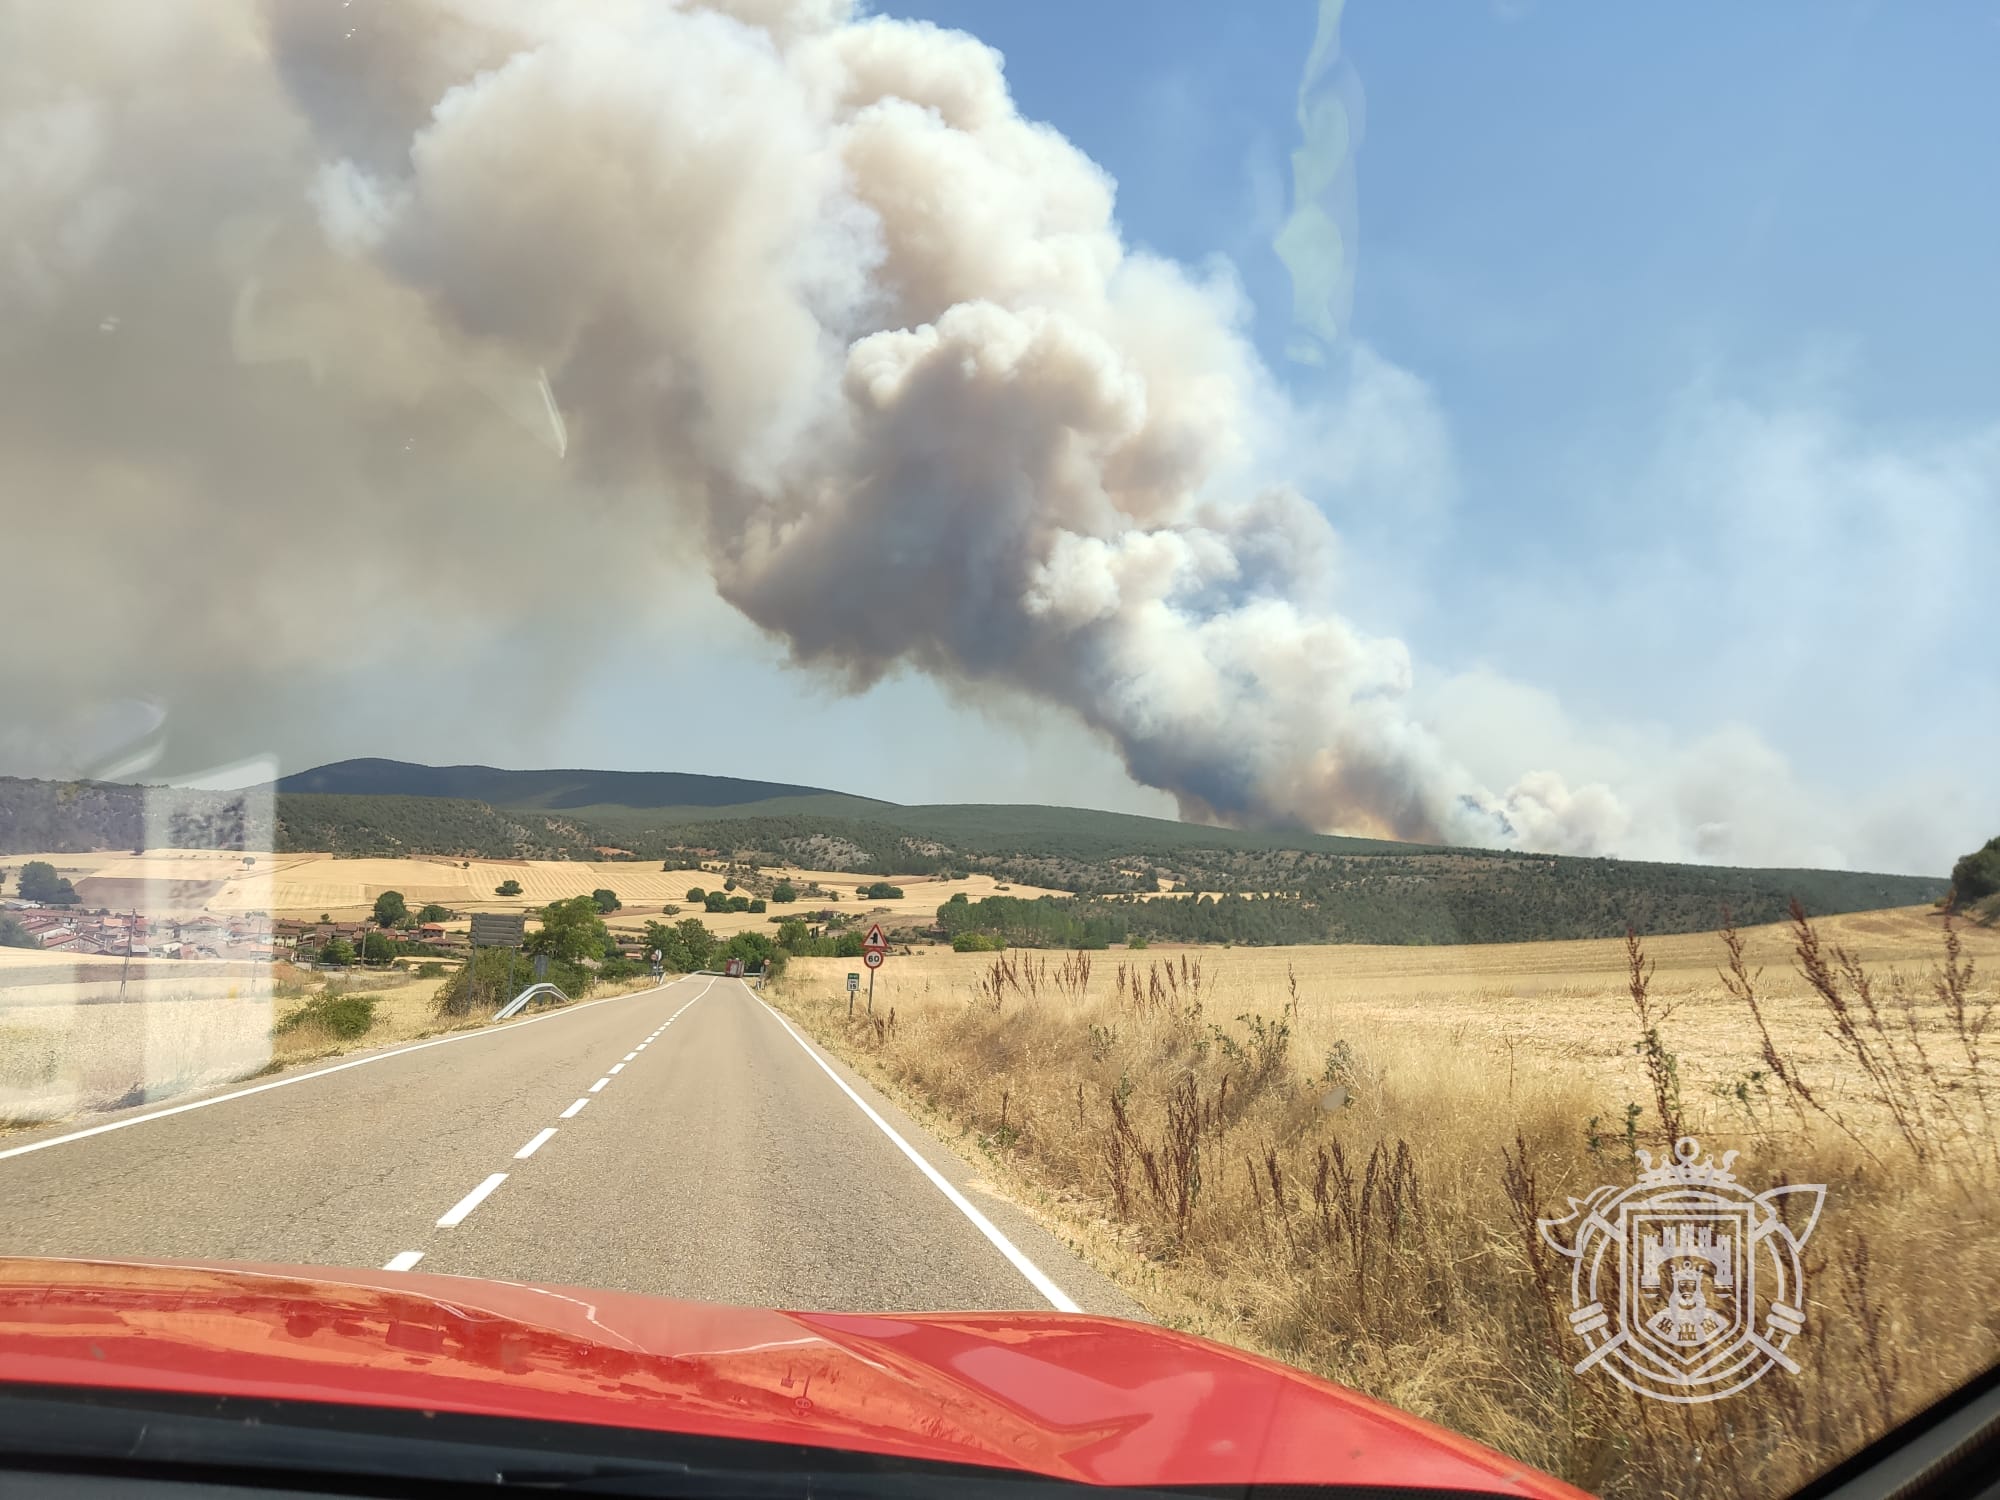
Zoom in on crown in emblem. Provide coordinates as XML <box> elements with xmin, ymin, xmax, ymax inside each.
<box><xmin>1633</xmin><ymin>1136</ymin><xmax>1740</xmax><ymax>1189</ymax></box>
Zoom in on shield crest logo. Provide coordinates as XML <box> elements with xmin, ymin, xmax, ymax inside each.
<box><xmin>1539</xmin><ymin>1137</ymin><xmax>1823</xmax><ymax>1404</ymax></box>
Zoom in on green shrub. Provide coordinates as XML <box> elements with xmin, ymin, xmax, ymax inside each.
<box><xmin>413</xmin><ymin>961</ymin><xmax>447</xmax><ymax>978</ymax></box>
<box><xmin>952</xmin><ymin>931</ymin><xmax>1005</xmax><ymax>953</ymax></box>
<box><xmin>276</xmin><ymin>993</ymin><xmax>378</xmax><ymax>1041</ymax></box>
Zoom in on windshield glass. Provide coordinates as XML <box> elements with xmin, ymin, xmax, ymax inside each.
<box><xmin>2</xmin><ymin>4</ymin><xmax>1995</xmax><ymax>1498</ymax></box>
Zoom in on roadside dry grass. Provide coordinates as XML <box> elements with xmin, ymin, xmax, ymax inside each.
<box><xmin>774</xmin><ymin>907</ymin><xmax>1999</xmax><ymax>1500</ymax></box>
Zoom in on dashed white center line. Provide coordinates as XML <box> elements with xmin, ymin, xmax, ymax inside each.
<box><xmin>560</xmin><ymin>1097</ymin><xmax>590</xmax><ymax>1118</ymax></box>
<box><xmin>589</xmin><ymin>1076</ymin><xmax>612</xmax><ymax>1092</ymax></box>
<box><xmin>609</xmin><ymin>1063</ymin><xmax>625</xmax><ymax>1075</ymax></box>
<box><xmin>623</xmin><ymin>1052</ymin><xmax>638</xmax><ymax>1061</ymax></box>
<box><xmin>515</xmin><ymin>1127</ymin><xmax>558</xmax><ymax>1160</ymax></box>
<box><xmin>437</xmin><ymin>1172</ymin><xmax>508</xmax><ymax>1228</ymax></box>
<box><xmin>383</xmin><ymin>1250</ymin><xmax>424</xmax><ymax>1272</ymax></box>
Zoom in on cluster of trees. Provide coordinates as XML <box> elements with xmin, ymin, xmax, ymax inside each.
<box><xmin>495</xmin><ymin>879</ymin><xmax>523</xmax><ymax>896</ymax></box>
<box><xmin>639</xmin><ymin>916</ymin><xmax>785</xmax><ymax>974</ymax></box>
<box><xmin>0</xmin><ymin>913</ymin><xmax>37</xmax><ymax>948</ymax></box>
<box><xmin>15</xmin><ymin>860</ymin><xmax>79</xmax><ymax>906</ymax></box>
<box><xmin>686</xmin><ymin>885</ymin><xmax>764</xmax><ymax>914</ymax></box>
<box><xmin>1951</xmin><ymin>835</ymin><xmax>2000</xmax><ymax>909</ymax></box>
<box><xmin>856</xmin><ymin>882</ymin><xmax>904</xmax><ymax>901</ymax></box>
<box><xmin>935</xmin><ymin>892</ymin><xmax>1125</xmax><ymax>949</ymax></box>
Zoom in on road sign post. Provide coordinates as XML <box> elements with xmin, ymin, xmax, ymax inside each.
<box><xmin>846</xmin><ymin>971</ymin><xmax>859</xmax><ymax>1016</ymax></box>
<box><xmin>861</xmin><ymin>923</ymin><xmax>889</xmax><ymax>1014</ymax></box>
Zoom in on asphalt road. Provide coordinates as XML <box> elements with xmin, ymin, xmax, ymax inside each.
<box><xmin>0</xmin><ymin>976</ymin><xmax>1140</xmax><ymax>1317</ymax></box>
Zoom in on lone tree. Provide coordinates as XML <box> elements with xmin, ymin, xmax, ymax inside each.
<box><xmin>361</xmin><ymin>932</ymin><xmax>396</xmax><ymax>965</ymax></box>
<box><xmin>373</xmin><ymin>890</ymin><xmax>408</xmax><ymax>927</ymax></box>
<box><xmin>318</xmin><ymin>936</ymin><xmax>356</xmax><ymax>967</ymax></box>
<box><xmin>592</xmin><ymin>888</ymin><xmax>622</xmax><ymax>914</ymax></box>
<box><xmin>415</xmin><ymin>903</ymin><xmax>453</xmax><ymax>924</ymax></box>
<box><xmin>527</xmin><ymin>896</ymin><xmax>612</xmax><ymax>965</ymax></box>
<box><xmin>771</xmin><ymin>881</ymin><xmax>797</xmax><ymax>903</ymax></box>
<box><xmin>685</xmin><ymin>887</ymin><xmax>707</xmax><ymax>903</ymax></box>
<box><xmin>0</xmin><ymin>914</ymin><xmax>38</xmax><ymax>949</ymax></box>
<box><xmin>495</xmin><ymin>879</ymin><xmax>523</xmax><ymax>896</ymax></box>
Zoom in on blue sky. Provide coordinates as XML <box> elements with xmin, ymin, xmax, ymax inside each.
<box><xmin>284</xmin><ymin>1</ymin><xmax>1998</xmax><ymax>871</ymax></box>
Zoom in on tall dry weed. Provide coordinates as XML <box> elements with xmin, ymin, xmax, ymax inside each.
<box><xmin>776</xmin><ymin>915</ymin><xmax>1999</xmax><ymax>1499</ymax></box>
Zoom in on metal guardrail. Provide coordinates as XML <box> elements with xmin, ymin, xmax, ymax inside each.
<box><xmin>495</xmin><ymin>981</ymin><xmax>570</xmax><ymax>1021</ymax></box>
<box><xmin>494</xmin><ymin>968</ymin><xmax>764</xmax><ymax>1022</ymax></box>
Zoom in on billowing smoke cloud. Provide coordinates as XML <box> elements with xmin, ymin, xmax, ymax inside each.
<box><xmin>0</xmin><ymin>0</ymin><xmax>1902</xmax><ymax>863</ymax></box>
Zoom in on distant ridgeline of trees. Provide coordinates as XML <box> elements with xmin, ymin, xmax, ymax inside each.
<box><xmin>0</xmin><ymin>772</ymin><xmax>1956</xmax><ymax>945</ymax></box>
<box><xmin>0</xmin><ymin>777</ymin><xmax>273</xmax><ymax>854</ymax></box>
<box><xmin>278</xmin><ymin>794</ymin><xmax>604</xmax><ymax>859</ymax></box>
<box><xmin>931</xmin><ymin>849</ymin><xmax>1951</xmax><ymax>949</ymax></box>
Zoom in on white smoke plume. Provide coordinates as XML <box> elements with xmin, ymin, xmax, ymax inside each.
<box><xmin>0</xmin><ymin>0</ymin><xmax>1871</xmax><ymax>861</ymax></box>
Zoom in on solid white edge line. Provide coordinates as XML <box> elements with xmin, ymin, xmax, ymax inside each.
<box><xmin>437</xmin><ymin>1172</ymin><xmax>508</xmax><ymax>1228</ymax></box>
<box><xmin>560</xmin><ymin>1098</ymin><xmax>590</xmax><ymax>1118</ymax></box>
<box><xmin>0</xmin><ymin>977</ymin><xmax>700</xmax><ymax>1164</ymax></box>
<box><xmin>754</xmin><ymin>988</ymin><xmax>1080</xmax><ymax>1314</ymax></box>
<box><xmin>588</xmin><ymin>1077</ymin><xmax>612</xmax><ymax>1092</ymax></box>
<box><xmin>382</xmin><ymin>1250</ymin><xmax>425</xmax><ymax>1272</ymax></box>
<box><xmin>515</xmin><ymin>1127</ymin><xmax>558</xmax><ymax>1160</ymax></box>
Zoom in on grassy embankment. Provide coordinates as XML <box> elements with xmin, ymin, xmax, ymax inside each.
<box><xmin>772</xmin><ymin>905</ymin><xmax>1999</xmax><ymax>1500</ymax></box>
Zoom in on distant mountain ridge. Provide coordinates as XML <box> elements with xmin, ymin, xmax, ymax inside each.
<box><xmin>0</xmin><ymin>761</ymin><xmax>1951</xmax><ymax>947</ymax></box>
<box><xmin>276</xmin><ymin>758</ymin><xmax>889</xmax><ymax>814</ymax></box>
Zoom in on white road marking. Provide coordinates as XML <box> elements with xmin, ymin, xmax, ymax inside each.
<box><xmin>515</xmin><ymin>1127</ymin><xmax>558</xmax><ymax>1160</ymax></box>
<box><xmin>437</xmin><ymin>1172</ymin><xmax>509</xmax><ymax>1228</ymax></box>
<box><xmin>589</xmin><ymin>1077</ymin><xmax>612</xmax><ymax>1092</ymax></box>
<box><xmin>560</xmin><ymin>1098</ymin><xmax>590</xmax><ymax>1118</ymax></box>
<box><xmin>0</xmin><ymin>978</ymin><xmax>698</xmax><ymax>1164</ymax></box>
<box><xmin>623</xmin><ymin>1053</ymin><xmax>637</xmax><ymax>1062</ymax></box>
<box><xmin>755</xmin><ymin>987</ymin><xmax>1080</xmax><ymax>1313</ymax></box>
<box><xmin>382</xmin><ymin>1250</ymin><xmax>425</xmax><ymax>1272</ymax></box>
<box><xmin>609</xmin><ymin>1063</ymin><xmax>625</xmax><ymax>1075</ymax></box>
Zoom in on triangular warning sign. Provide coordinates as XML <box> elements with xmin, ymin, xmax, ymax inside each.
<box><xmin>863</xmin><ymin>923</ymin><xmax>889</xmax><ymax>949</ymax></box>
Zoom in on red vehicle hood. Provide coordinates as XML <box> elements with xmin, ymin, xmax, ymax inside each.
<box><xmin>0</xmin><ymin>1258</ymin><xmax>1583</xmax><ymax>1496</ymax></box>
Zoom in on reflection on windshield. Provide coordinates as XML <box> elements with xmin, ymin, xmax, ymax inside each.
<box><xmin>1</xmin><ymin>4</ymin><xmax>1996</xmax><ymax>1500</ymax></box>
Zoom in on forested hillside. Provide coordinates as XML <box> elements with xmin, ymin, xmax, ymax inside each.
<box><xmin>0</xmin><ymin>771</ymin><xmax>1951</xmax><ymax>945</ymax></box>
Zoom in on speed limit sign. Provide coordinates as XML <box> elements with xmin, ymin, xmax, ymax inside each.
<box><xmin>862</xmin><ymin>948</ymin><xmax>885</xmax><ymax>969</ymax></box>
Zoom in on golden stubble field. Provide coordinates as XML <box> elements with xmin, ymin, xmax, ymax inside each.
<box><xmin>774</xmin><ymin>905</ymin><xmax>2000</xmax><ymax>1500</ymax></box>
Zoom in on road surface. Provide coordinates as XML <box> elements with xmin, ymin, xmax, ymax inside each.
<box><xmin>0</xmin><ymin>976</ymin><xmax>1139</xmax><ymax>1316</ymax></box>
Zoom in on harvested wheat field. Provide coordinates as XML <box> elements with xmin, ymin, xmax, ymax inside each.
<box><xmin>774</xmin><ymin>904</ymin><xmax>1999</xmax><ymax>1500</ymax></box>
